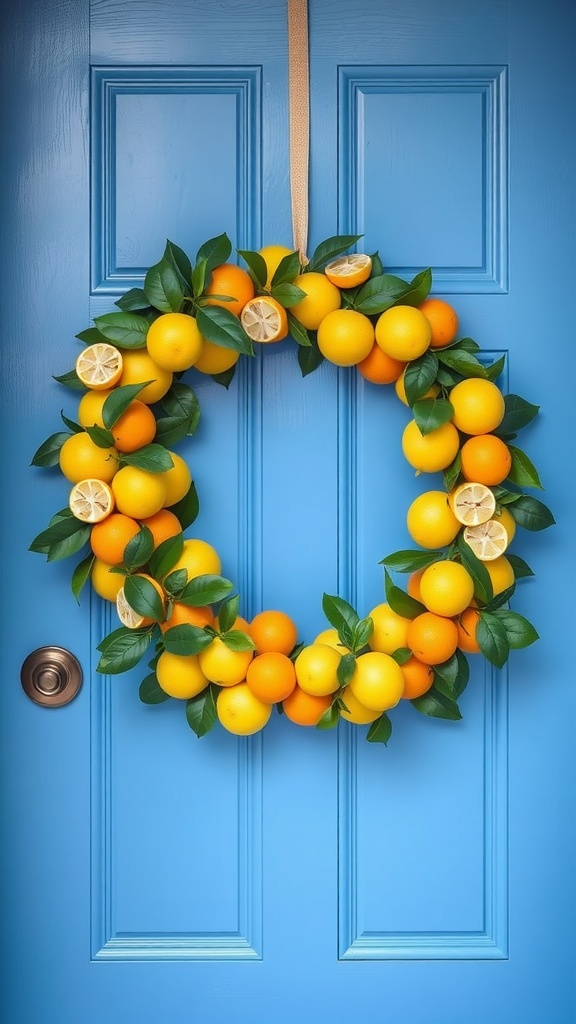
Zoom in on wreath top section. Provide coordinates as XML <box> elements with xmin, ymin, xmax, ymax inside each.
<box><xmin>31</xmin><ymin>232</ymin><xmax>554</xmax><ymax>746</ymax></box>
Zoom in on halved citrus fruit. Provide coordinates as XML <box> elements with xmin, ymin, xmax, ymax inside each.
<box><xmin>449</xmin><ymin>482</ymin><xmax>496</xmax><ymax>526</ymax></box>
<box><xmin>463</xmin><ymin>519</ymin><xmax>509</xmax><ymax>561</ymax></box>
<box><xmin>69</xmin><ymin>479</ymin><xmax>114</xmax><ymax>523</ymax></box>
<box><xmin>76</xmin><ymin>343</ymin><xmax>123</xmax><ymax>390</ymax></box>
<box><xmin>240</xmin><ymin>296</ymin><xmax>288</xmax><ymax>343</ymax></box>
<box><xmin>324</xmin><ymin>254</ymin><xmax>372</xmax><ymax>288</ymax></box>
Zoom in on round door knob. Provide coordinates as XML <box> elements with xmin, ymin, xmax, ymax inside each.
<box><xmin>21</xmin><ymin>647</ymin><xmax>83</xmax><ymax>707</ymax></box>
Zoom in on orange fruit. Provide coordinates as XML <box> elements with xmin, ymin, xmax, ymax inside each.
<box><xmin>399</xmin><ymin>656</ymin><xmax>435</xmax><ymax>699</ymax></box>
<box><xmin>402</xmin><ymin>419</ymin><xmax>460</xmax><ymax>474</ymax></box>
<box><xmin>460</xmin><ymin>434</ymin><xmax>512</xmax><ymax>486</ymax></box>
<box><xmin>156</xmin><ymin>650</ymin><xmax>208</xmax><ymax>700</ymax></box>
<box><xmin>406</xmin><ymin>612</ymin><xmax>459</xmax><ymax>666</ymax></box>
<box><xmin>455</xmin><ymin>607</ymin><xmax>481</xmax><ymax>654</ymax></box>
<box><xmin>58</xmin><ymin>431</ymin><xmax>118</xmax><ymax>484</ymax></box>
<box><xmin>324</xmin><ymin>254</ymin><xmax>372</xmax><ymax>288</ymax></box>
<box><xmin>349</xmin><ymin>651</ymin><xmax>405</xmax><ymax>711</ymax></box>
<box><xmin>111</xmin><ymin>465</ymin><xmax>167</xmax><ymax>519</ymax></box>
<box><xmin>375</xmin><ymin>305</ymin><xmax>431</xmax><ymax>361</ymax></box>
<box><xmin>116</xmin><ymin>574</ymin><xmax>165</xmax><ymax>629</ymax></box>
<box><xmin>216</xmin><ymin>683</ymin><xmax>272</xmax><ymax>736</ymax></box>
<box><xmin>76</xmin><ymin>343</ymin><xmax>123</xmax><ymax>390</ymax></box>
<box><xmin>357</xmin><ymin>343</ymin><xmax>405</xmax><ymax>385</ymax></box>
<box><xmin>407</xmin><ymin>568</ymin><xmax>425</xmax><ymax>602</ymax></box>
<box><xmin>290</xmin><ymin>272</ymin><xmax>341</xmax><ymax>330</ymax></box>
<box><xmin>193</xmin><ymin>338</ymin><xmax>240</xmax><ymax>375</ymax></box>
<box><xmin>204</xmin><ymin>263</ymin><xmax>255</xmax><ymax>317</ymax></box>
<box><xmin>246</xmin><ymin>652</ymin><xmax>297</xmax><ymax>703</ymax></box>
<box><xmin>145</xmin><ymin>312</ymin><xmax>203</xmax><ymax>371</ymax></box>
<box><xmin>89</xmin><ymin>512</ymin><xmax>141</xmax><ymax>565</ymax></box>
<box><xmin>160</xmin><ymin>603</ymin><xmax>214</xmax><ymax>633</ymax></box>
<box><xmin>240</xmin><ymin>296</ymin><xmax>289</xmax><ymax>343</ymax></box>
<box><xmin>449</xmin><ymin>379</ymin><xmax>505</xmax><ymax>436</ymax></box>
<box><xmin>118</xmin><ymin>348</ymin><xmax>173</xmax><ymax>405</ymax></box>
<box><xmin>140</xmin><ymin>508</ymin><xmax>182</xmax><ymax>549</ymax></box>
<box><xmin>418</xmin><ymin>297</ymin><xmax>459</xmax><ymax>349</ymax></box>
<box><xmin>282</xmin><ymin>685</ymin><xmax>332</xmax><ymax>726</ymax></box>
<box><xmin>110</xmin><ymin>400</ymin><xmax>157</xmax><ymax>453</ymax></box>
<box><xmin>316</xmin><ymin>309</ymin><xmax>375</xmax><ymax>366</ymax></box>
<box><xmin>248</xmin><ymin>610</ymin><xmax>298</xmax><ymax>656</ymax></box>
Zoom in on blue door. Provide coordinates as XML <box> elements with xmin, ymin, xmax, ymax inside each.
<box><xmin>1</xmin><ymin>1</ymin><xmax>574</xmax><ymax>1021</ymax></box>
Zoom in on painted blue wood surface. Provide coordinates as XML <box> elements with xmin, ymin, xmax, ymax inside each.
<box><xmin>1</xmin><ymin>0</ymin><xmax>575</xmax><ymax>1021</ymax></box>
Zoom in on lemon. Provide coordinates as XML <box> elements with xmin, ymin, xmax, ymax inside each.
<box><xmin>294</xmin><ymin>643</ymin><xmax>341</xmax><ymax>696</ymax></box>
<box><xmin>419</xmin><ymin>561</ymin><xmax>475</xmax><ymax>617</ymax></box>
<box><xmin>449</xmin><ymin>482</ymin><xmax>496</xmax><ymax>526</ymax></box>
<box><xmin>59</xmin><ymin>431</ymin><xmax>118</xmax><ymax>484</ymax></box>
<box><xmin>146</xmin><ymin>312</ymin><xmax>204</xmax><ymax>372</ymax></box>
<box><xmin>406</xmin><ymin>490</ymin><xmax>461</xmax><ymax>548</ymax></box>
<box><xmin>349</xmin><ymin>651</ymin><xmax>405</xmax><ymax>711</ymax></box>
<box><xmin>111</xmin><ymin>465</ymin><xmax>167</xmax><ymax>518</ymax></box>
<box><xmin>375</xmin><ymin>305</ymin><xmax>431</xmax><ymax>361</ymax></box>
<box><xmin>402</xmin><ymin>419</ymin><xmax>460</xmax><ymax>474</ymax></box>
<box><xmin>290</xmin><ymin>272</ymin><xmax>341</xmax><ymax>330</ymax></box>
<box><xmin>76</xmin><ymin>343</ymin><xmax>123</xmax><ymax>390</ymax></box>
<box><xmin>69</xmin><ymin>479</ymin><xmax>114</xmax><ymax>523</ymax></box>
<box><xmin>156</xmin><ymin>650</ymin><xmax>208</xmax><ymax>700</ymax></box>
<box><xmin>316</xmin><ymin>309</ymin><xmax>375</xmax><ymax>366</ymax></box>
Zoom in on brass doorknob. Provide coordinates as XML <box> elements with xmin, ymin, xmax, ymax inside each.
<box><xmin>21</xmin><ymin>646</ymin><xmax>83</xmax><ymax>707</ymax></box>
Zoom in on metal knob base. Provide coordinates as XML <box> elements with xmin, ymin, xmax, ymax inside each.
<box><xmin>21</xmin><ymin>647</ymin><xmax>83</xmax><ymax>707</ymax></box>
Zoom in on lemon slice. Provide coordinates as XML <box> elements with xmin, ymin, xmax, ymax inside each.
<box><xmin>116</xmin><ymin>585</ymin><xmax>146</xmax><ymax>629</ymax></box>
<box><xmin>76</xmin><ymin>343</ymin><xmax>123</xmax><ymax>390</ymax></box>
<box><xmin>324</xmin><ymin>254</ymin><xmax>372</xmax><ymax>288</ymax></box>
<box><xmin>449</xmin><ymin>482</ymin><xmax>496</xmax><ymax>526</ymax></box>
<box><xmin>463</xmin><ymin>519</ymin><xmax>509</xmax><ymax>561</ymax></box>
<box><xmin>240</xmin><ymin>296</ymin><xmax>288</xmax><ymax>343</ymax></box>
<box><xmin>69</xmin><ymin>479</ymin><xmax>114</xmax><ymax>523</ymax></box>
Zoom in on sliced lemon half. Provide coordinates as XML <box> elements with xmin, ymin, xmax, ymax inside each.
<box><xmin>240</xmin><ymin>296</ymin><xmax>288</xmax><ymax>343</ymax></box>
<box><xmin>116</xmin><ymin>584</ymin><xmax>147</xmax><ymax>629</ymax></box>
<box><xmin>449</xmin><ymin>481</ymin><xmax>496</xmax><ymax>526</ymax></box>
<box><xmin>324</xmin><ymin>253</ymin><xmax>372</xmax><ymax>288</ymax></box>
<box><xmin>76</xmin><ymin>343</ymin><xmax>123</xmax><ymax>390</ymax></box>
<box><xmin>463</xmin><ymin>519</ymin><xmax>509</xmax><ymax>561</ymax></box>
<box><xmin>69</xmin><ymin>478</ymin><xmax>114</xmax><ymax>523</ymax></box>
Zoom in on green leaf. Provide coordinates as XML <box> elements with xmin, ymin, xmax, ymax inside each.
<box><xmin>506</xmin><ymin>553</ymin><xmax>534</xmax><ymax>579</ymax></box>
<box><xmin>485</xmin><ymin>353</ymin><xmax>507</xmax><ymax>382</ymax></box>
<box><xmin>191</xmin><ymin>258</ymin><xmax>208</xmax><ymax>299</ymax></box>
<box><xmin>495</xmin><ymin>394</ymin><xmax>539</xmax><ymax>435</ymax></box>
<box><xmin>196</xmin><ymin>305</ymin><xmax>254</xmax><ymax>356</ymax></box>
<box><xmin>169</xmin><ymin>481</ymin><xmax>199</xmax><ymax>530</ymax></box>
<box><xmin>31</xmin><ymin>431</ymin><xmax>70</xmax><ymax>467</ymax></box>
<box><xmin>220</xmin><ymin>629</ymin><xmax>255</xmax><ymax>652</ymax></box>
<box><xmin>288</xmin><ymin>316</ymin><xmax>313</xmax><ymax>353</ymax></box>
<box><xmin>218</xmin><ymin>594</ymin><xmax>240</xmax><ymax>633</ymax></box>
<box><xmin>411</xmin><ymin>686</ymin><xmax>462</xmax><ymax>720</ymax></box>
<box><xmin>433</xmin><ymin>649</ymin><xmax>470</xmax><ymax>699</ymax></box>
<box><xmin>443</xmin><ymin>451</ymin><xmax>462</xmax><ymax>492</ymax></box>
<box><xmin>30</xmin><ymin>511</ymin><xmax>89</xmax><ymax>554</ymax></box>
<box><xmin>508</xmin><ymin>495</ymin><xmax>555</xmax><ymax>531</ymax></box>
<box><xmin>457</xmin><ymin>534</ymin><xmax>493</xmax><ymax>605</ymax></box>
<box><xmin>120</xmin><ymin>444</ymin><xmax>174</xmax><ymax>472</ymax></box>
<box><xmin>390</xmin><ymin>647</ymin><xmax>413</xmax><ymax>665</ymax></box>
<box><xmin>351</xmin><ymin>617</ymin><xmax>374</xmax><ymax>653</ymax></box>
<box><xmin>352</xmin><ymin>273</ymin><xmax>411</xmax><ymax>315</ymax></box>
<box><xmin>161</xmin><ymin>382</ymin><xmax>200</xmax><ymax>432</ymax></box>
<box><xmin>123</xmin><ymin>526</ymin><xmax>155</xmax><ymax>571</ymax></box>
<box><xmin>179</xmin><ymin>574</ymin><xmax>234</xmax><ymax>607</ymax></box>
<box><xmin>71</xmin><ymin>553</ymin><xmax>94</xmax><ymax>603</ymax></box>
<box><xmin>53</xmin><ymin>369</ymin><xmax>85</xmax><ymax>390</ymax></box>
<box><xmin>322</xmin><ymin>594</ymin><xmax>360</xmax><ymax>637</ymax></box>
<box><xmin>162</xmin><ymin>624</ymin><xmax>214</xmax><ymax>655</ymax></box>
<box><xmin>143</xmin><ymin>259</ymin><xmax>184</xmax><ymax>313</ymax></box>
<box><xmin>211</xmin><ymin>364</ymin><xmax>238</xmax><ymax>389</ymax></box>
<box><xmin>270</xmin><ymin>282</ymin><xmax>306</xmax><ymax>307</ymax></box>
<box><xmin>60</xmin><ymin>411</ymin><xmax>82</xmax><ymax>433</ymax></box>
<box><xmin>476</xmin><ymin>612</ymin><xmax>510</xmax><ymax>668</ymax></box>
<box><xmin>93</xmin><ymin>311</ymin><xmax>150</xmax><ymax>349</ymax></box>
<box><xmin>507</xmin><ymin>446</ymin><xmax>543</xmax><ymax>489</ymax></box>
<box><xmin>76</xmin><ymin>326</ymin><xmax>107</xmax><ymax>345</ymax></box>
<box><xmin>102</xmin><ymin>382</ymin><xmax>151</xmax><ymax>429</ymax></box>
<box><xmin>308</xmin><ymin>234</ymin><xmax>362</xmax><ymax>272</ymax></box>
<box><xmin>316</xmin><ymin>702</ymin><xmax>341</xmax><ymax>730</ymax></box>
<box><xmin>337</xmin><ymin>652</ymin><xmax>357</xmax><ymax>688</ymax></box>
<box><xmin>85</xmin><ymin>424</ymin><xmax>115</xmax><ymax>448</ymax></box>
<box><xmin>403</xmin><ymin>351</ymin><xmax>439</xmax><ymax>405</ymax></box>
<box><xmin>237</xmin><ymin>249</ymin><xmax>267</xmax><ymax>289</ymax></box>
<box><xmin>413</xmin><ymin>397</ymin><xmax>454</xmax><ymax>436</ymax></box>
<box><xmin>147</xmin><ymin>533</ymin><xmax>184</xmax><ymax>581</ymax></box>
<box><xmin>366</xmin><ymin>713</ymin><xmax>393</xmax><ymax>745</ymax></box>
<box><xmin>380</xmin><ymin>549</ymin><xmax>443</xmax><ymax>573</ymax></box>
<box><xmin>153</xmin><ymin>415</ymin><xmax>189</xmax><ymax>448</ymax></box>
<box><xmin>115</xmin><ymin>287</ymin><xmax>152</xmax><ymax>312</ymax></box>
<box><xmin>396</xmin><ymin>267</ymin><xmax>432</xmax><ymax>307</ymax></box>
<box><xmin>196</xmin><ymin>233</ymin><xmax>232</xmax><ymax>276</ymax></box>
<box><xmin>186</xmin><ymin>685</ymin><xmax>218</xmax><ymax>737</ymax></box>
<box><xmin>271</xmin><ymin>250</ymin><xmax>302</xmax><ymax>286</ymax></box>
<box><xmin>124</xmin><ymin>574</ymin><xmax>165</xmax><ymax>622</ymax></box>
<box><xmin>384</xmin><ymin>570</ymin><xmax>425</xmax><ymax>619</ymax></box>
<box><xmin>139</xmin><ymin>672</ymin><xmax>170</xmax><ymax>704</ymax></box>
<box><xmin>491</xmin><ymin>610</ymin><xmax>539</xmax><ymax>650</ymax></box>
<box><xmin>439</xmin><ymin>347</ymin><xmax>488</xmax><ymax>378</ymax></box>
<box><xmin>163</xmin><ymin>239</ymin><xmax>193</xmax><ymax>296</ymax></box>
<box><xmin>162</xmin><ymin>568</ymin><xmax>190</xmax><ymax>598</ymax></box>
<box><xmin>96</xmin><ymin>625</ymin><xmax>154</xmax><ymax>674</ymax></box>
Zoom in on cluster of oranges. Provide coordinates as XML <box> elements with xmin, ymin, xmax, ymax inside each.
<box><xmin>32</xmin><ymin>234</ymin><xmax>545</xmax><ymax>742</ymax></box>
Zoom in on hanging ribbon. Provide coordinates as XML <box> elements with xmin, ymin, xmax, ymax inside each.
<box><xmin>287</xmin><ymin>0</ymin><xmax>310</xmax><ymax>262</ymax></box>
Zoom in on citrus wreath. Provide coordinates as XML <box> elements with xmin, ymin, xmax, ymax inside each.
<box><xmin>30</xmin><ymin>232</ymin><xmax>555</xmax><ymax>745</ymax></box>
